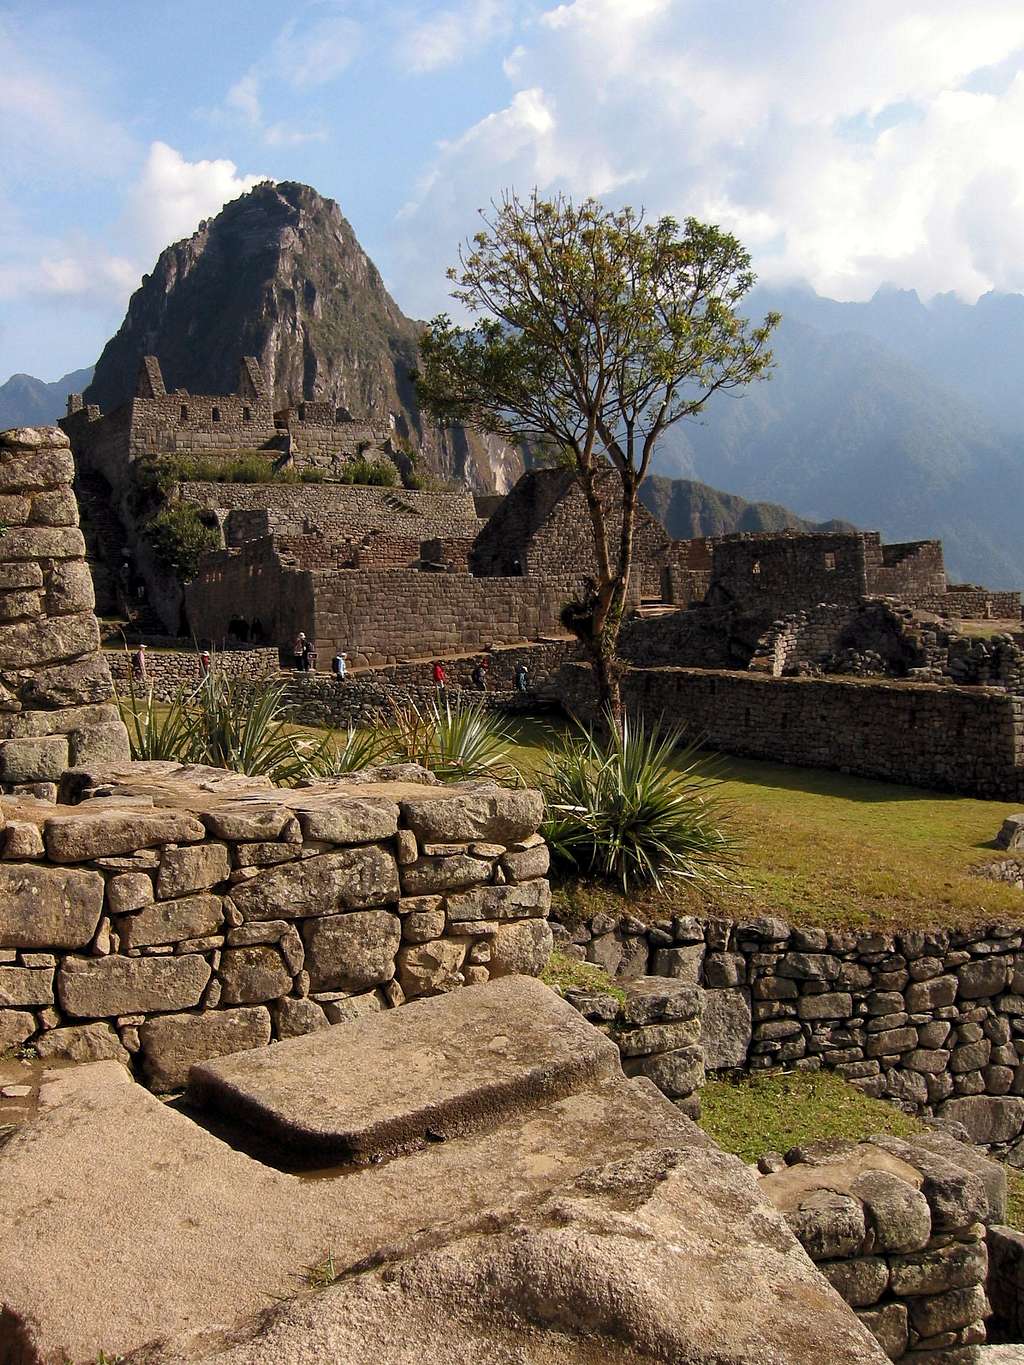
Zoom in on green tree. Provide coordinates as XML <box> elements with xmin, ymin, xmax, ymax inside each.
<box><xmin>415</xmin><ymin>191</ymin><xmax>778</xmax><ymax>723</ymax></box>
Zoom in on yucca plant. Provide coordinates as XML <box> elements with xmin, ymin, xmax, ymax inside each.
<box><xmin>191</xmin><ymin>673</ymin><xmax>324</xmax><ymax>784</ymax></box>
<box><xmin>303</xmin><ymin>723</ymin><xmax>393</xmax><ymax>778</ymax></box>
<box><xmin>384</xmin><ymin>695</ymin><xmax>520</xmax><ymax>784</ymax></box>
<box><xmin>538</xmin><ymin>713</ymin><xmax>738</xmax><ymax>891</ymax></box>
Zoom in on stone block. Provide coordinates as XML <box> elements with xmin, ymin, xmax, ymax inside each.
<box><xmin>445</xmin><ymin>879</ymin><xmax>551</xmax><ymax>922</ymax></box>
<box><xmin>302</xmin><ymin>910</ymin><xmax>401</xmax><ymax>992</ymax></box>
<box><xmin>10</xmin><ymin>654</ymin><xmax>114</xmax><ymax>709</ymax></box>
<box><xmin>906</xmin><ymin>976</ymin><xmax>958</xmax><ymax>1011</ymax></box>
<box><xmin>889</xmin><ymin>1239</ymin><xmax>988</xmax><ymax>1297</ymax></box>
<box><xmin>957</xmin><ymin>957</ymin><xmax>1011</xmax><ymax>999</ymax></box>
<box><xmin>500</xmin><ymin>843</ymin><xmax>550</xmax><ymax>883</ymax></box>
<box><xmin>0</xmin><ymin>1009</ymin><xmax>35</xmax><ymax>1051</ymax></box>
<box><xmin>797</xmin><ymin>992</ymin><xmax>853</xmax><ymax>1020</ymax></box>
<box><xmin>397</xmin><ymin>940</ymin><xmax>467</xmax><ymax>998</ymax></box>
<box><xmin>703</xmin><ymin>951</ymin><xmax>745</xmax><ymax>988</ymax></box>
<box><xmin>622</xmin><ymin>1044</ymin><xmax>705</xmax><ymax>1099</ymax></box>
<box><xmin>141</xmin><ymin>1007</ymin><xmax>272</xmax><ymax>1092</ymax></box>
<box><xmin>783</xmin><ymin>1188</ymin><xmax>867</xmax><ymax>1260</ymax></box>
<box><xmin>618</xmin><ymin>977</ymin><xmax>702</xmax><ymax>1027</ymax></box>
<box><xmin>818</xmin><ymin>1256</ymin><xmax>889</xmax><ymax>1308</ymax></box>
<box><xmin>0</xmin><ymin>608</ymin><xmax>95</xmax><ymax>672</ymax></box>
<box><xmin>67</xmin><ymin>720</ymin><xmax>130</xmax><ymax>769</ymax></box>
<box><xmin>219</xmin><ymin>946</ymin><xmax>292</xmax><ymax>1005</ymax></box>
<box><xmin>44</xmin><ymin>807</ymin><xmax>206</xmax><ymax>863</ymax></box>
<box><xmin>33</xmin><ymin>1022</ymin><xmax>129</xmax><ymax>1065</ymax></box>
<box><xmin>2</xmin><ymin>821</ymin><xmax>45</xmax><ymax>860</ymax></box>
<box><xmin>402</xmin><ymin>908</ymin><xmax>446</xmax><ymax>943</ymax></box>
<box><xmin>0</xmin><ymin>735</ymin><xmax>69</xmax><ymax>783</ymax></box>
<box><xmin>651</xmin><ymin>944</ymin><xmax>705</xmax><ymax>984</ymax></box>
<box><xmin>273</xmin><ymin>997</ymin><xmax>329</xmax><ymax>1039</ymax></box>
<box><xmin>0</xmin><ymin>967</ymin><xmax>53</xmax><ymax>1008</ymax></box>
<box><xmin>938</xmin><ymin>1095</ymin><xmax>1024</xmax><ymax>1144</ymax></box>
<box><xmin>0</xmin><ymin>863</ymin><xmax>104</xmax><ymax>948</ymax></box>
<box><xmin>855</xmin><ymin>1302</ymin><xmax>908</xmax><ymax>1361</ymax></box>
<box><xmin>866</xmin><ymin>1027</ymin><xmax>918</xmax><ymax>1057</ymax></box>
<box><xmin>291</xmin><ymin>797</ymin><xmax>399</xmax><ymax>844</ymax></box>
<box><xmin>701</xmin><ymin>987</ymin><xmax>753</xmax><ymax>1070</ymax></box>
<box><xmin>106</xmin><ymin>873</ymin><xmax>154</xmax><ymax>915</ymax></box>
<box><xmin>615</xmin><ymin>1018</ymin><xmax>701</xmax><ymax>1057</ymax></box>
<box><xmin>322</xmin><ymin>991</ymin><xmax>384</xmax><ymax>1024</ymax></box>
<box><xmin>199</xmin><ymin>803</ymin><xmax>292</xmax><ymax>841</ymax></box>
<box><xmin>228</xmin><ymin>847</ymin><xmax>400</xmax><ymax>921</ymax></box>
<box><xmin>155</xmin><ymin>843</ymin><xmax>231</xmax><ymax>899</ymax></box>
<box><xmin>906</xmin><ymin>1283</ymin><xmax>989</xmax><ymax>1338</ymax></box>
<box><xmin>399</xmin><ymin>852</ymin><xmax>492</xmax><ymax>895</ymax></box>
<box><xmin>57</xmin><ymin>953</ymin><xmax>212</xmax><ymax>1017</ymax></box>
<box><xmin>119</xmin><ymin>894</ymin><xmax>223</xmax><ymax>950</ymax></box>
<box><xmin>398</xmin><ymin>788</ymin><xmax>543</xmax><ymax>845</ymax></box>
<box><xmin>45</xmin><ymin>559</ymin><xmax>95</xmax><ymax>613</ymax></box>
<box><xmin>849</xmin><ymin>1168</ymin><xmax>931</xmax><ymax>1254</ymax></box>
<box><xmin>488</xmin><ymin>918</ymin><xmax>553</xmax><ymax>979</ymax></box>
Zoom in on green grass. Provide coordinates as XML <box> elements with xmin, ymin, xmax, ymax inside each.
<box><xmin>540</xmin><ymin>950</ymin><xmax>627</xmax><ymax>1005</ymax></box>
<box><xmin>699</xmin><ymin>1070</ymin><xmax>924</xmax><ymax>1164</ymax></box>
<box><xmin>495</xmin><ymin>717</ymin><xmax>1024</xmax><ymax>931</ymax></box>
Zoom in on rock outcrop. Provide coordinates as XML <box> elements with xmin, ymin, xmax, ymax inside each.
<box><xmin>84</xmin><ymin>181</ymin><xmax>522</xmax><ymax>492</ymax></box>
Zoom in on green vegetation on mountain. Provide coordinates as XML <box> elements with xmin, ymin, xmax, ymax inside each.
<box><xmin>640</xmin><ymin>473</ymin><xmax>853</xmax><ymax>538</ymax></box>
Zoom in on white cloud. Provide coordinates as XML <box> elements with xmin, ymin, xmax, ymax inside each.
<box><xmin>392</xmin><ymin>0</ymin><xmax>1024</xmax><ymax>309</ymax></box>
<box><xmin>273</xmin><ymin>7</ymin><xmax>362</xmax><ymax>88</ymax></box>
<box><xmin>127</xmin><ymin>143</ymin><xmax>267</xmax><ymax>261</ymax></box>
<box><xmin>395</xmin><ymin>0</ymin><xmax>508</xmax><ymax>74</ymax></box>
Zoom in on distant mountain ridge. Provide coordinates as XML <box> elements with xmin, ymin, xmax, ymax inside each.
<box><xmin>0</xmin><ymin>367</ymin><xmax>94</xmax><ymax>430</ymax></box>
<box><xmin>640</xmin><ymin>474</ymin><xmax>853</xmax><ymax>539</ymax></box>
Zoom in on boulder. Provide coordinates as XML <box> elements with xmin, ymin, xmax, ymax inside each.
<box><xmin>996</xmin><ymin>814</ymin><xmax>1024</xmax><ymax>851</ymax></box>
<box><xmin>57</xmin><ymin>954</ymin><xmax>212</xmax><ymax>1018</ymax></box>
<box><xmin>0</xmin><ymin>863</ymin><xmax>104</xmax><ymax>948</ymax></box>
<box><xmin>302</xmin><ymin>910</ymin><xmax>401</xmax><ymax>992</ymax></box>
<box><xmin>848</xmin><ymin>1169</ymin><xmax>931</xmax><ymax>1254</ymax></box>
<box><xmin>229</xmin><ymin>847</ymin><xmax>400</xmax><ymax>921</ymax></box>
<box><xmin>701</xmin><ymin>987</ymin><xmax>753</xmax><ymax>1070</ymax></box>
<box><xmin>938</xmin><ymin>1096</ymin><xmax>1024</xmax><ymax>1146</ymax></box>
<box><xmin>140</xmin><ymin>1007</ymin><xmax>272</xmax><ymax>1091</ymax></box>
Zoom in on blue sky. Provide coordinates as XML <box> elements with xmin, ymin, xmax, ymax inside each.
<box><xmin>4</xmin><ymin>0</ymin><xmax>1024</xmax><ymax>381</ymax></box>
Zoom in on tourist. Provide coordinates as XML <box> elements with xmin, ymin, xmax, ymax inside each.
<box><xmin>432</xmin><ymin>660</ymin><xmax>446</xmax><ymax>691</ymax></box>
<box><xmin>304</xmin><ymin>638</ymin><xmax>318</xmax><ymax>672</ymax></box>
<box><xmin>132</xmin><ymin>643</ymin><xmax>148</xmax><ymax>685</ymax></box>
<box><xmin>293</xmin><ymin>633</ymin><xmax>307</xmax><ymax>671</ymax></box>
<box><xmin>332</xmin><ymin>651</ymin><xmax>348</xmax><ymax>680</ymax></box>
<box><xmin>515</xmin><ymin>661</ymin><xmax>529</xmax><ymax>694</ymax></box>
<box><xmin>199</xmin><ymin>649</ymin><xmax>212</xmax><ymax>679</ymax></box>
<box><xmin>471</xmin><ymin>658</ymin><xmax>488</xmax><ymax>691</ymax></box>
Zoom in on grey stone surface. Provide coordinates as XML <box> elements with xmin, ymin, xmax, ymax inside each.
<box><xmin>140</xmin><ymin>1007</ymin><xmax>272</xmax><ymax>1091</ymax></box>
<box><xmin>488</xmin><ymin>919</ymin><xmax>554</xmax><ymax>979</ymax></box>
<box><xmin>228</xmin><ymin>847</ymin><xmax>400</xmax><ymax>921</ymax></box>
<box><xmin>701</xmin><ymin>987</ymin><xmax>752</xmax><ymax>1070</ymax></box>
<box><xmin>57</xmin><ymin>953</ymin><xmax>212</xmax><ymax>1018</ymax></box>
<box><xmin>302</xmin><ymin>910</ymin><xmax>402</xmax><ymax>992</ymax></box>
<box><xmin>219</xmin><ymin>946</ymin><xmax>292</xmax><ymax>1005</ymax></box>
<box><xmin>0</xmin><ymin>863</ymin><xmax>104</xmax><ymax>948</ymax></box>
<box><xmin>33</xmin><ymin>1022</ymin><xmax>129</xmax><ymax>1065</ymax></box>
<box><xmin>155</xmin><ymin>843</ymin><xmax>231</xmax><ymax>899</ymax></box>
<box><xmin>118</xmin><ymin>893</ymin><xmax>223</xmax><ymax>950</ymax></box>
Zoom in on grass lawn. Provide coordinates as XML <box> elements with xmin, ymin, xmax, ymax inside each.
<box><xmin>700</xmin><ymin>1069</ymin><xmax>1024</xmax><ymax>1230</ymax></box>
<box><xmin>496</xmin><ymin>716</ymin><xmax>1024</xmax><ymax>932</ymax></box>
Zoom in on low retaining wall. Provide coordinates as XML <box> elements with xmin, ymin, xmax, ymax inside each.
<box><xmin>0</xmin><ymin>762</ymin><xmax>552</xmax><ymax>1091</ymax></box>
<box><xmin>760</xmin><ymin>1133</ymin><xmax>1001</xmax><ymax>1362</ymax></box>
<box><xmin>106</xmin><ymin>647</ymin><xmax>281</xmax><ymax>697</ymax></box>
<box><xmin>556</xmin><ymin>912</ymin><xmax>1024</xmax><ymax>1152</ymax></box>
<box><xmin>556</xmin><ymin>661</ymin><xmax>1024</xmax><ymax>800</ymax></box>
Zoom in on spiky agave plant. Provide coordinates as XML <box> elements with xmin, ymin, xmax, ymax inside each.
<box><xmin>191</xmin><ymin>673</ymin><xmax>325</xmax><ymax>783</ymax></box>
<box><xmin>384</xmin><ymin>694</ymin><xmax>520</xmax><ymax>783</ymax></box>
<box><xmin>302</xmin><ymin>723</ymin><xmax>394</xmax><ymax>778</ymax></box>
<box><xmin>538</xmin><ymin>712</ymin><xmax>737</xmax><ymax>891</ymax></box>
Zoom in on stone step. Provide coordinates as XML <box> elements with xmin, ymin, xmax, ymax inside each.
<box><xmin>187</xmin><ymin>975</ymin><xmax>621</xmax><ymax>1163</ymax></box>
<box><xmin>977</xmin><ymin>1348</ymin><xmax>1024</xmax><ymax>1363</ymax></box>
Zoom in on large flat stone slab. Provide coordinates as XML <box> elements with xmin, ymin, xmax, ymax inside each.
<box><xmin>188</xmin><ymin>975</ymin><xmax>621</xmax><ymax>1161</ymax></box>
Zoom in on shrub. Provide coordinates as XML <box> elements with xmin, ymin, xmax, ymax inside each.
<box><xmin>338</xmin><ymin>457</ymin><xmax>398</xmax><ymax>487</ymax></box>
<box><xmin>384</xmin><ymin>696</ymin><xmax>520</xmax><ymax>783</ymax></box>
<box><xmin>537</xmin><ymin>714</ymin><xmax>737</xmax><ymax>891</ymax></box>
<box><xmin>140</xmin><ymin>505</ymin><xmax>221</xmax><ymax>579</ymax></box>
<box><xmin>303</xmin><ymin>724</ymin><xmax>392</xmax><ymax>777</ymax></box>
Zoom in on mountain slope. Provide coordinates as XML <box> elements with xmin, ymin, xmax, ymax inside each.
<box><xmin>85</xmin><ymin>182</ymin><xmax>520</xmax><ymax>492</ymax></box>
<box><xmin>0</xmin><ymin>367</ymin><xmax>94</xmax><ymax>430</ymax></box>
<box><xmin>639</xmin><ymin>474</ymin><xmax>853</xmax><ymax>538</ymax></box>
<box><xmin>653</xmin><ymin>316</ymin><xmax>1024</xmax><ymax>587</ymax></box>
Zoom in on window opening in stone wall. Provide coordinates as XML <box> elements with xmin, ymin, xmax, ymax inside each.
<box><xmin>212</xmin><ymin>407</ymin><xmax>221</xmax><ymax>423</ymax></box>
<box><xmin>243</xmin><ymin>406</ymin><xmax>252</xmax><ymax>421</ymax></box>
<box><xmin>179</xmin><ymin>405</ymin><xmax>188</xmax><ymax>423</ymax></box>
<box><xmin>824</xmin><ymin>552</ymin><xmax>836</xmax><ymax>571</ymax></box>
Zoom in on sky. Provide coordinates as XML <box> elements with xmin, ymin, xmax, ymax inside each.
<box><xmin>3</xmin><ymin>0</ymin><xmax>1024</xmax><ymax>381</ymax></box>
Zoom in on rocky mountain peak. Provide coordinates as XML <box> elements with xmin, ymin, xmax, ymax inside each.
<box><xmin>84</xmin><ymin>181</ymin><xmax>520</xmax><ymax>491</ymax></box>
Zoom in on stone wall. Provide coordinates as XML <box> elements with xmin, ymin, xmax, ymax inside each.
<box><xmin>0</xmin><ymin>427</ymin><xmax>130</xmax><ymax>792</ymax></box>
<box><xmin>920</xmin><ymin>589</ymin><xmax>1023</xmax><ymax>622</ymax></box>
<box><xmin>0</xmin><ymin>762</ymin><xmax>552</xmax><ymax>1092</ymax></box>
<box><xmin>557</xmin><ymin>908</ymin><xmax>1024</xmax><ymax>1153</ymax></box>
<box><xmin>186</xmin><ymin>537</ymin><xmax>581</xmax><ymax>665</ymax></box>
<box><xmin>556</xmin><ymin>662</ymin><xmax>1024</xmax><ymax>800</ymax></box>
<box><xmin>106</xmin><ymin>647</ymin><xmax>281</xmax><ymax>697</ymax></box>
<box><xmin>759</xmin><ymin>1134</ymin><xmax>999</xmax><ymax>1362</ymax></box>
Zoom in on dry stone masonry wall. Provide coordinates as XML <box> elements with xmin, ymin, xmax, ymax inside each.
<box><xmin>0</xmin><ymin>427</ymin><xmax>130</xmax><ymax>791</ymax></box>
<box><xmin>0</xmin><ymin>762</ymin><xmax>552</xmax><ymax>1091</ymax></box>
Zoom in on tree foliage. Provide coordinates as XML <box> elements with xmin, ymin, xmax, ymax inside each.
<box><xmin>415</xmin><ymin>191</ymin><xmax>778</xmax><ymax>720</ymax></box>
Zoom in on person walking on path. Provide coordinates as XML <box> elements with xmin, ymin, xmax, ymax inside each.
<box><xmin>471</xmin><ymin>658</ymin><xmax>489</xmax><ymax>691</ymax></box>
<box><xmin>432</xmin><ymin>660</ymin><xmax>446</xmax><ymax>692</ymax></box>
<box><xmin>198</xmin><ymin>649</ymin><xmax>212</xmax><ymax>680</ymax></box>
<box><xmin>132</xmin><ymin>643</ymin><xmax>148</xmax><ymax>685</ymax></box>
<box><xmin>332</xmin><ymin>651</ymin><xmax>348</xmax><ymax>681</ymax></box>
<box><xmin>515</xmin><ymin>661</ymin><xmax>529</xmax><ymax>694</ymax></box>
<box><xmin>293</xmin><ymin>633</ymin><xmax>308</xmax><ymax>671</ymax></box>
